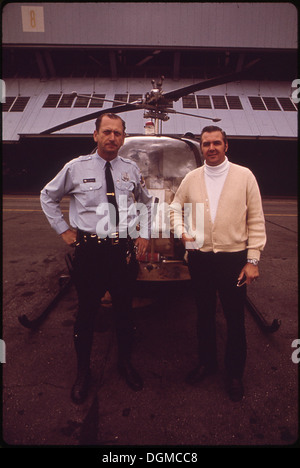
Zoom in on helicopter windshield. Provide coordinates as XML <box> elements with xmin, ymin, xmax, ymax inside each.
<box><xmin>119</xmin><ymin>136</ymin><xmax>199</xmax><ymax>205</ymax></box>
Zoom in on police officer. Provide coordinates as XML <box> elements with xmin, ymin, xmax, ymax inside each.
<box><xmin>40</xmin><ymin>113</ymin><xmax>152</xmax><ymax>404</ymax></box>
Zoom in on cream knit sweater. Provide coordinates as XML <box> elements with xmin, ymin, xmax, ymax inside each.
<box><xmin>170</xmin><ymin>162</ymin><xmax>266</xmax><ymax>260</ymax></box>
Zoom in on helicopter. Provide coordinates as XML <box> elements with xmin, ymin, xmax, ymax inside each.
<box><xmin>19</xmin><ymin>58</ymin><xmax>282</xmax><ymax>330</ymax></box>
<box><xmin>40</xmin><ymin>61</ymin><xmax>259</xmax><ymax>283</ymax></box>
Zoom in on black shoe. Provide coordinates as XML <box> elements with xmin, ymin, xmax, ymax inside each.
<box><xmin>185</xmin><ymin>364</ymin><xmax>217</xmax><ymax>386</ymax></box>
<box><xmin>71</xmin><ymin>369</ymin><xmax>90</xmax><ymax>404</ymax></box>
<box><xmin>227</xmin><ymin>377</ymin><xmax>244</xmax><ymax>402</ymax></box>
<box><xmin>118</xmin><ymin>360</ymin><xmax>143</xmax><ymax>392</ymax></box>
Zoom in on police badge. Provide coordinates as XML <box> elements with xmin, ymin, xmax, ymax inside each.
<box><xmin>121</xmin><ymin>172</ymin><xmax>130</xmax><ymax>182</ymax></box>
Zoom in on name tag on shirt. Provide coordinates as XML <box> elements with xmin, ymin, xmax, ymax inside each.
<box><xmin>83</xmin><ymin>178</ymin><xmax>96</xmax><ymax>183</ymax></box>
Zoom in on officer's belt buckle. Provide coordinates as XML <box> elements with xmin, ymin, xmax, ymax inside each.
<box><xmin>90</xmin><ymin>233</ymin><xmax>103</xmax><ymax>244</ymax></box>
<box><xmin>111</xmin><ymin>232</ymin><xmax>119</xmax><ymax>245</ymax></box>
<box><xmin>78</xmin><ymin>230</ymin><xmax>121</xmax><ymax>246</ymax></box>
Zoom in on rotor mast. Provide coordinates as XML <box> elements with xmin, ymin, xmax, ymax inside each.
<box><xmin>143</xmin><ymin>76</ymin><xmax>170</xmax><ymax>135</ymax></box>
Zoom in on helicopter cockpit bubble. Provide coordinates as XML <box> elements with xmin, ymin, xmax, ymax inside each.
<box><xmin>119</xmin><ymin>134</ymin><xmax>202</xmax><ymax>282</ymax></box>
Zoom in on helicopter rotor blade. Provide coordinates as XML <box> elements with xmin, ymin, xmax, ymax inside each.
<box><xmin>165</xmin><ymin>108</ymin><xmax>221</xmax><ymax>122</ymax></box>
<box><xmin>40</xmin><ymin>59</ymin><xmax>260</xmax><ymax>135</ymax></box>
<box><xmin>142</xmin><ymin>103</ymin><xmax>221</xmax><ymax>122</ymax></box>
<box><xmin>74</xmin><ymin>92</ymin><xmax>142</xmax><ymax>107</ymax></box>
<box><xmin>163</xmin><ymin>60</ymin><xmax>260</xmax><ymax>102</ymax></box>
<box><xmin>40</xmin><ymin>102</ymin><xmax>142</xmax><ymax>135</ymax></box>
<box><xmin>163</xmin><ymin>71</ymin><xmax>243</xmax><ymax>102</ymax></box>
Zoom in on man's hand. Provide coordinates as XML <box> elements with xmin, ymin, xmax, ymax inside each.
<box><xmin>237</xmin><ymin>263</ymin><xmax>259</xmax><ymax>287</ymax></box>
<box><xmin>60</xmin><ymin>229</ymin><xmax>77</xmax><ymax>246</ymax></box>
<box><xmin>182</xmin><ymin>233</ymin><xmax>197</xmax><ymax>250</ymax></box>
<box><xmin>134</xmin><ymin>237</ymin><xmax>149</xmax><ymax>258</ymax></box>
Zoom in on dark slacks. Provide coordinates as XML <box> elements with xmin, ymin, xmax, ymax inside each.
<box><xmin>71</xmin><ymin>240</ymin><xmax>134</xmax><ymax>373</ymax></box>
<box><xmin>188</xmin><ymin>250</ymin><xmax>247</xmax><ymax>378</ymax></box>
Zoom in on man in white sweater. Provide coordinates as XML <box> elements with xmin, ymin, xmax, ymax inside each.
<box><xmin>170</xmin><ymin>126</ymin><xmax>266</xmax><ymax>402</ymax></box>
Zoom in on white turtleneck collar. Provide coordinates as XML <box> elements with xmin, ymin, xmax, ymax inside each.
<box><xmin>204</xmin><ymin>156</ymin><xmax>230</xmax><ymax>223</ymax></box>
<box><xmin>204</xmin><ymin>156</ymin><xmax>229</xmax><ymax>175</ymax></box>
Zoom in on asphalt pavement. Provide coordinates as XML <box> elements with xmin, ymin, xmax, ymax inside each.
<box><xmin>1</xmin><ymin>196</ymin><xmax>299</xmax><ymax>451</ymax></box>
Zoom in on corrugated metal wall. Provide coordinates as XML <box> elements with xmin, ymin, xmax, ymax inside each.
<box><xmin>3</xmin><ymin>77</ymin><xmax>297</xmax><ymax>141</ymax></box>
<box><xmin>3</xmin><ymin>2</ymin><xmax>297</xmax><ymax>49</ymax></box>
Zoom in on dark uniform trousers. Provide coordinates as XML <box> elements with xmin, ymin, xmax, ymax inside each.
<box><xmin>188</xmin><ymin>250</ymin><xmax>247</xmax><ymax>379</ymax></box>
<box><xmin>71</xmin><ymin>236</ymin><xmax>134</xmax><ymax>375</ymax></box>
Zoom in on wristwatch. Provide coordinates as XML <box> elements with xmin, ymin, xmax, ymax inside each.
<box><xmin>247</xmin><ymin>258</ymin><xmax>259</xmax><ymax>266</ymax></box>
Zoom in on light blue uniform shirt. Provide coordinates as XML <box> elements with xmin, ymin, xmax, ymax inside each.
<box><xmin>40</xmin><ymin>152</ymin><xmax>153</xmax><ymax>238</ymax></box>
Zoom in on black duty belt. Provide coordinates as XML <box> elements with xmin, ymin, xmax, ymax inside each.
<box><xmin>76</xmin><ymin>229</ymin><xmax>128</xmax><ymax>247</ymax></box>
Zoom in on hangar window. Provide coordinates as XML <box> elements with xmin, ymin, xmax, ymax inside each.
<box><xmin>42</xmin><ymin>94</ymin><xmax>61</xmax><ymax>108</ymax></box>
<box><xmin>58</xmin><ymin>94</ymin><xmax>76</xmax><ymax>108</ymax></box>
<box><xmin>212</xmin><ymin>95</ymin><xmax>228</xmax><ymax>109</ymax></box>
<box><xmin>262</xmin><ymin>97</ymin><xmax>281</xmax><ymax>111</ymax></box>
<box><xmin>277</xmin><ymin>97</ymin><xmax>297</xmax><ymax>111</ymax></box>
<box><xmin>2</xmin><ymin>96</ymin><xmax>16</xmax><ymax>112</ymax></box>
<box><xmin>113</xmin><ymin>94</ymin><xmax>143</xmax><ymax>105</ymax></box>
<box><xmin>113</xmin><ymin>94</ymin><xmax>128</xmax><ymax>105</ymax></box>
<box><xmin>74</xmin><ymin>95</ymin><xmax>90</xmax><ymax>108</ymax></box>
<box><xmin>129</xmin><ymin>94</ymin><xmax>143</xmax><ymax>103</ymax></box>
<box><xmin>226</xmin><ymin>96</ymin><xmax>243</xmax><ymax>109</ymax></box>
<box><xmin>196</xmin><ymin>95</ymin><xmax>212</xmax><ymax>109</ymax></box>
<box><xmin>3</xmin><ymin>96</ymin><xmax>30</xmax><ymax>112</ymax></box>
<box><xmin>42</xmin><ymin>93</ymin><xmax>107</xmax><ymax>108</ymax></box>
<box><xmin>11</xmin><ymin>97</ymin><xmax>30</xmax><ymax>112</ymax></box>
<box><xmin>182</xmin><ymin>95</ymin><xmax>197</xmax><ymax>108</ymax></box>
<box><xmin>89</xmin><ymin>94</ymin><xmax>106</xmax><ymax>108</ymax></box>
<box><xmin>248</xmin><ymin>96</ymin><xmax>266</xmax><ymax>110</ymax></box>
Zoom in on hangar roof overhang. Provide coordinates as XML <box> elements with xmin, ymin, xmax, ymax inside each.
<box><xmin>3</xmin><ymin>2</ymin><xmax>297</xmax><ymax>51</ymax></box>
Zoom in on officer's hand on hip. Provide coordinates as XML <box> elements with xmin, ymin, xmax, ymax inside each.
<box><xmin>60</xmin><ymin>229</ymin><xmax>77</xmax><ymax>246</ymax></box>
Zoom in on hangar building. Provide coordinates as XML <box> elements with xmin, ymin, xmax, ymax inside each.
<box><xmin>2</xmin><ymin>2</ymin><xmax>298</xmax><ymax>195</ymax></box>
